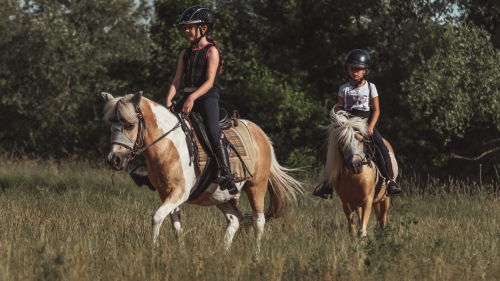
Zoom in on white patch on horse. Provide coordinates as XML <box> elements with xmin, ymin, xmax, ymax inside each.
<box><xmin>216</xmin><ymin>202</ymin><xmax>243</xmax><ymax>249</ymax></box>
<box><xmin>197</xmin><ymin>182</ymin><xmax>246</xmax><ymax>206</ymax></box>
<box><xmin>252</xmin><ymin>211</ymin><xmax>265</xmax><ymax>251</ymax></box>
<box><xmin>149</xmin><ymin>102</ymin><xmax>196</xmax><ymax>201</ymax></box>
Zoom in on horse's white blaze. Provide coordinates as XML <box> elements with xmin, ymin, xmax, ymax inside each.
<box><xmin>216</xmin><ymin>202</ymin><xmax>243</xmax><ymax>249</ymax></box>
<box><xmin>149</xmin><ymin>102</ymin><xmax>196</xmax><ymax>201</ymax></box>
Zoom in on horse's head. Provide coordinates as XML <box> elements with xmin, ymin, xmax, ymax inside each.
<box><xmin>102</xmin><ymin>91</ymin><xmax>144</xmax><ymax>171</ymax></box>
<box><xmin>340</xmin><ymin>133</ymin><xmax>365</xmax><ymax>174</ymax></box>
<box><xmin>324</xmin><ymin>108</ymin><xmax>369</xmax><ymax>185</ymax></box>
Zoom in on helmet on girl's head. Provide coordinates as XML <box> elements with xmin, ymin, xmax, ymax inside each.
<box><xmin>345</xmin><ymin>49</ymin><xmax>371</xmax><ymax>69</ymax></box>
<box><xmin>344</xmin><ymin>49</ymin><xmax>371</xmax><ymax>85</ymax></box>
<box><xmin>175</xmin><ymin>6</ymin><xmax>216</xmax><ymax>35</ymax></box>
<box><xmin>175</xmin><ymin>6</ymin><xmax>216</xmax><ymax>46</ymax></box>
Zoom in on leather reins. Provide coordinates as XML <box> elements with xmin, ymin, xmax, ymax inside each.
<box><xmin>111</xmin><ymin>106</ymin><xmax>184</xmax><ymax>162</ymax></box>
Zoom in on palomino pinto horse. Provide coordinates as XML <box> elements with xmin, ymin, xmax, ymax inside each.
<box><xmin>102</xmin><ymin>92</ymin><xmax>303</xmax><ymax>248</ymax></box>
<box><xmin>324</xmin><ymin>109</ymin><xmax>395</xmax><ymax>237</ymax></box>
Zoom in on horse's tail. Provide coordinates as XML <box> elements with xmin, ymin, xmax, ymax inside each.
<box><xmin>265</xmin><ymin>142</ymin><xmax>304</xmax><ymax>221</ymax></box>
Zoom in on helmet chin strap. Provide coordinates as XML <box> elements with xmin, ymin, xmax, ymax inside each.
<box><xmin>348</xmin><ymin>69</ymin><xmax>369</xmax><ymax>88</ymax></box>
<box><xmin>349</xmin><ymin>75</ymin><xmax>364</xmax><ymax>88</ymax></box>
<box><xmin>191</xmin><ymin>25</ymin><xmax>205</xmax><ymax>46</ymax></box>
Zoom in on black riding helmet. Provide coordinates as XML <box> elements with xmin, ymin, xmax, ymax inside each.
<box><xmin>344</xmin><ymin>49</ymin><xmax>371</xmax><ymax>86</ymax></box>
<box><xmin>175</xmin><ymin>6</ymin><xmax>216</xmax><ymax>46</ymax></box>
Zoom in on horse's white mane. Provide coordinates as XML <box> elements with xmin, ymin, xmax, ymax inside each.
<box><xmin>323</xmin><ymin>107</ymin><xmax>368</xmax><ymax>187</ymax></box>
<box><xmin>103</xmin><ymin>94</ymin><xmax>145</xmax><ymax>123</ymax></box>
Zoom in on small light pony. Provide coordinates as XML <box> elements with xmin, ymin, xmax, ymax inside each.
<box><xmin>323</xmin><ymin>109</ymin><xmax>394</xmax><ymax>236</ymax></box>
<box><xmin>102</xmin><ymin>92</ymin><xmax>303</xmax><ymax>249</ymax></box>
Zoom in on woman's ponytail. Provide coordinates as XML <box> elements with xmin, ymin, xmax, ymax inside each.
<box><xmin>206</xmin><ymin>35</ymin><xmax>224</xmax><ymax>75</ymax></box>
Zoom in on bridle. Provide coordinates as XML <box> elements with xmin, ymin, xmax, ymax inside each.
<box><xmin>110</xmin><ymin>105</ymin><xmax>184</xmax><ymax>163</ymax></box>
<box><xmin>338</xmin><ymin>132</ymin><xmax>375</xmax><ymax>171</ymax></box>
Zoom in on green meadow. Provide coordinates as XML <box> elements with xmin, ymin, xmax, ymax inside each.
<box><xmin>0</xmin><ymin>158</ymin><xmax>499</xmax><ymax>280</ymax></box>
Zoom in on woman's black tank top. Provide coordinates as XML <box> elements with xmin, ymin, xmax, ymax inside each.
<box><xmin>183</xmin><ymin>43</ymin><xmax>220</xmax><ymax>92</ymax></box>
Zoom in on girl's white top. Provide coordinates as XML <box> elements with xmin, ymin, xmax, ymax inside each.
<box><xmin>338</xmin><ymin>81</ymin><xmax>378</xmax><ymax>112</ymax></box>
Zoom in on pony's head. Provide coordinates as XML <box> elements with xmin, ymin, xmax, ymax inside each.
<box><xmin>102</xmin><ymin>91</ymin><xmax>144</xmax><ymax>171</ymax></box>
<box><xmin>323</xmin><ymin>108</ymin><xmax>368</xmax><ymax>186</ymax></box>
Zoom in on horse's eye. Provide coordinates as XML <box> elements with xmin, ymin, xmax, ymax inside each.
<box><xmin>125</xmin><ymin>123</ymin><xmax>135</xmax><ymax>131</ymax></box>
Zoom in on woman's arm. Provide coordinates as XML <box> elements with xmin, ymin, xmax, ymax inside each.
<box><xmin>166</xmin><ymin>50</ymin><xmax>186</xmax><ymax>108</ymax></box>
<box><xmin>334</xmin><ymin>96</ymin><xmax>345</xmax><ymax>113</ymax></box>
<box><xmin>182</xmin><ymin>47</ymin><xmax>219</xmax><ymax>114</ymax></box>
<box><xmin>368</xmin><ymin>97</ymin><xmax>380</xmax><ymax>136</ymax></box>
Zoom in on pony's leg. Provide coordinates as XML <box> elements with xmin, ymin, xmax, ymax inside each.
<box><xmin>216</xmin><ymin>202</ymin><xmax>243</xmax><ymax>249</ymax></box>
<box><xmin>358</xmin><ymin>200</ymin><xmax>373</xmax><ymax>237</ymax></box>
<box><xmin>169</xmin><ymin>206</ymin><xmax>183</xmax><ymax>238</ymax></box>
<box><xmin>252</xmin><ymin>210</ymin><xmax>265</xmax><ymax>251</ymax></box>
<box><xmin>245</xmin><ymin>180</ymin><xmax>268</xmax><ymax>251</ymax></box>
<box><xmin>343</xmin><ymin>204</ymin><xmax>356</xmax><ymax>236</ymax></box>
<box><xmin>377</xmin><ymin>198</ymin><xmax>390</xmax><ymax>227</ymax></box>
<box><xmin>152</xmin><ymin>193</ymin><xmax>185</xmax><ymax>246</ymax></box>
<box><xmin>372</xmin><ymin>202</ymin><xmax>383</xmax><ymax>228</ymax></box>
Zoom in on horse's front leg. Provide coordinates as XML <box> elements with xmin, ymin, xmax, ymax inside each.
<box><xmin>216</xmin><ymin>202</ymin><xmax>243</xmax><ymax>250</ymax></box>
<box><xmin>358</xmin><ymin>199</ymin><xmax>373</xmax><ymax>237</ymax></box>
<box><xmin>170</xmin><ymin>206</ymin><xmax>183</xmax><ymax>238</ymax></box>
<box><xmin>152</xmin><ymin>192</ymin><xmax>185</xmax><ymax>246</ymax></box>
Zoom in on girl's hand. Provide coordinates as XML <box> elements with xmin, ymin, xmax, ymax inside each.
<box><xmin>367</xmin><ymin>126</ymin><xmax>374</xmax><ymax>136</ymax></box>
<box><xmin>183</xmin><ymin>96</ymin><xmax>195</xmax><ymax>115</ymax></box>
<box><xmin>166</xmin><ymin>99</ymin><xmax>172</xmax><ymax>109</ymax></box>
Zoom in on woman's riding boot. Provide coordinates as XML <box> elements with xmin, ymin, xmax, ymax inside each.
<box><xmin>384</xmin><ymin>156</ymin><xmax>402</xmax><ymax>196</ymax></box>
<box><xmin>312</xmin><ymin>181</ymin><xmax>334</xmax><ymax>199</ymax></box>
<box><xmin>130</xmin><ymin>173</ymin><xmax>156</xmax><ymax>191</ymax></box>
<box><xmin>213</xmin><ymin>139</ymin><xmax>238</xmax><ymax>195</ymax></box>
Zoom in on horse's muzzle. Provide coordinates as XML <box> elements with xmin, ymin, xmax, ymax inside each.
<box><xmin>107</xmin><ymin>151</ymin><xmax>130</xmax><ymax>171</ymax></box>
<box><xmin>348</xmin><ymin>155</ymin><xmax>364</xmax><ymax>174</ymax></box>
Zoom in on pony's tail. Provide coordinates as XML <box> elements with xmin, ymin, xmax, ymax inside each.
<box><xmin>265</xmin><ymin>142</ymin><xmax>304</xmax><ymax>221</ymax></box>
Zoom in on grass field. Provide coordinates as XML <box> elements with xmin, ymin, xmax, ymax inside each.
<box><xmin>1</xmin><ymin>158</ymin><xmax>500</xmax><ymax>280</ymax></box>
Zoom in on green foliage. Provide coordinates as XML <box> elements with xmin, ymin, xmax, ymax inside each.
<box><xmin>1</xmin><ymin>0</ymin><xmax>500</xmax><ymax>179</ymax></box>
<box><xmin>405</xmin><ymin>22</ymin><xmax>500</xmax><ymax>139</ymax></box>
<box><xmin>0</xmin><ymin>0</ymin><xmax>151</xmax><ymax>156</ymax></box>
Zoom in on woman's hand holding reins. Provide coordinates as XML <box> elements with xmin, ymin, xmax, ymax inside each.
<box><xmin>367</xmin><ymin>125</ymin><xmax>374</xmax><ymax>136</ymax></box>
<box><xmin>183</xmin><ymin>96</ymin><xmax>195</xmax><ymax>115</ymax></box>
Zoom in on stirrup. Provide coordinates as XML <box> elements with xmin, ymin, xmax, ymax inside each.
<box><xmin>218</xmin><ymin>175</ymin><xmax>238</xmax><ymax>195</ymax></box>
<box><xmin>386</xmin><ymin>180</ymin><xmax>402</xmax><ymax>196</ymax></box>
<box><xmin>312</xmin><ymin>181</ymin><xmax>334</xmax><ymax>199</ymax></box>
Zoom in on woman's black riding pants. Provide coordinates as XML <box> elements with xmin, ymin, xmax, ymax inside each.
<box><xmin>173</xmin><ymin>89</ymin><xmax>222</xmax><ymax>150</ymax></box>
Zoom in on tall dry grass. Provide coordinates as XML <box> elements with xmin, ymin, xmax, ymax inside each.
<box><xmin>0</xmin><ymin>158</ymin><xmax>499</xmax><ymax>280</ymax></box>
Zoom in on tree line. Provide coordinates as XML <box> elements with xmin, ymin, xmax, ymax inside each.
<box><xmin>1</xmin><ymin>0</ymin><xmax>499</xmax><ymax>181</ymax></box>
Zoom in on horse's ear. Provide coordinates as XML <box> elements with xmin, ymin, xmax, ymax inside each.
<box><xmin>131</xmin><ymin>91</ymin><xmax>143</xmax><ymax>109</ymax></box>
<box><xmin>101</xmin><ymin>92</ymin><xmax>114</xmax><ymax>102</ymax></box>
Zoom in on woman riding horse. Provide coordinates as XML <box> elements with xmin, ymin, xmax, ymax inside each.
<box><xmin>135</xmin><ymin>6</ymin><xmax>238</xmax><ymax>195</ymax></box>
<box><xmin>314</xmin><ymin>49</ymin><xmax>402</xmax><ymax>198</ymax></box>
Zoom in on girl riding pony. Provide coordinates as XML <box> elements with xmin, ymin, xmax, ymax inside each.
<box><xmin>313</xmin><ymin>49</ymin><xmax>402</xmax><ymax>198</ymax></box>
<box><xmin>134</xmin><ymin>6</ymin><xmax>238</xmax><ymax>195</ymax></box>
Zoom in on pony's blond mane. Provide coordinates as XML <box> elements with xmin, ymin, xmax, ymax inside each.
<box><xmin>103</xmin><ymin>94</ymin><xmax>139</xmax><ymax>123</ymax></box>
<box><xmin>323</xmin><ymin>107</ymin><xmax>368</xmax><ymax>188</ymax></box>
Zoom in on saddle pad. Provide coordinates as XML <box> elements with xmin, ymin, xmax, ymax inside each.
<box><xmin>195</xmin><ymin>120</ymin><xmax>256</xmax><ymax>181</ymax></box>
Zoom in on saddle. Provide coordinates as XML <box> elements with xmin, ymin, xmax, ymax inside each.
<box><xmin>186</xmin><ymin>109</ymin><xmax>252</xmax><ymax>201</ymax></box>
